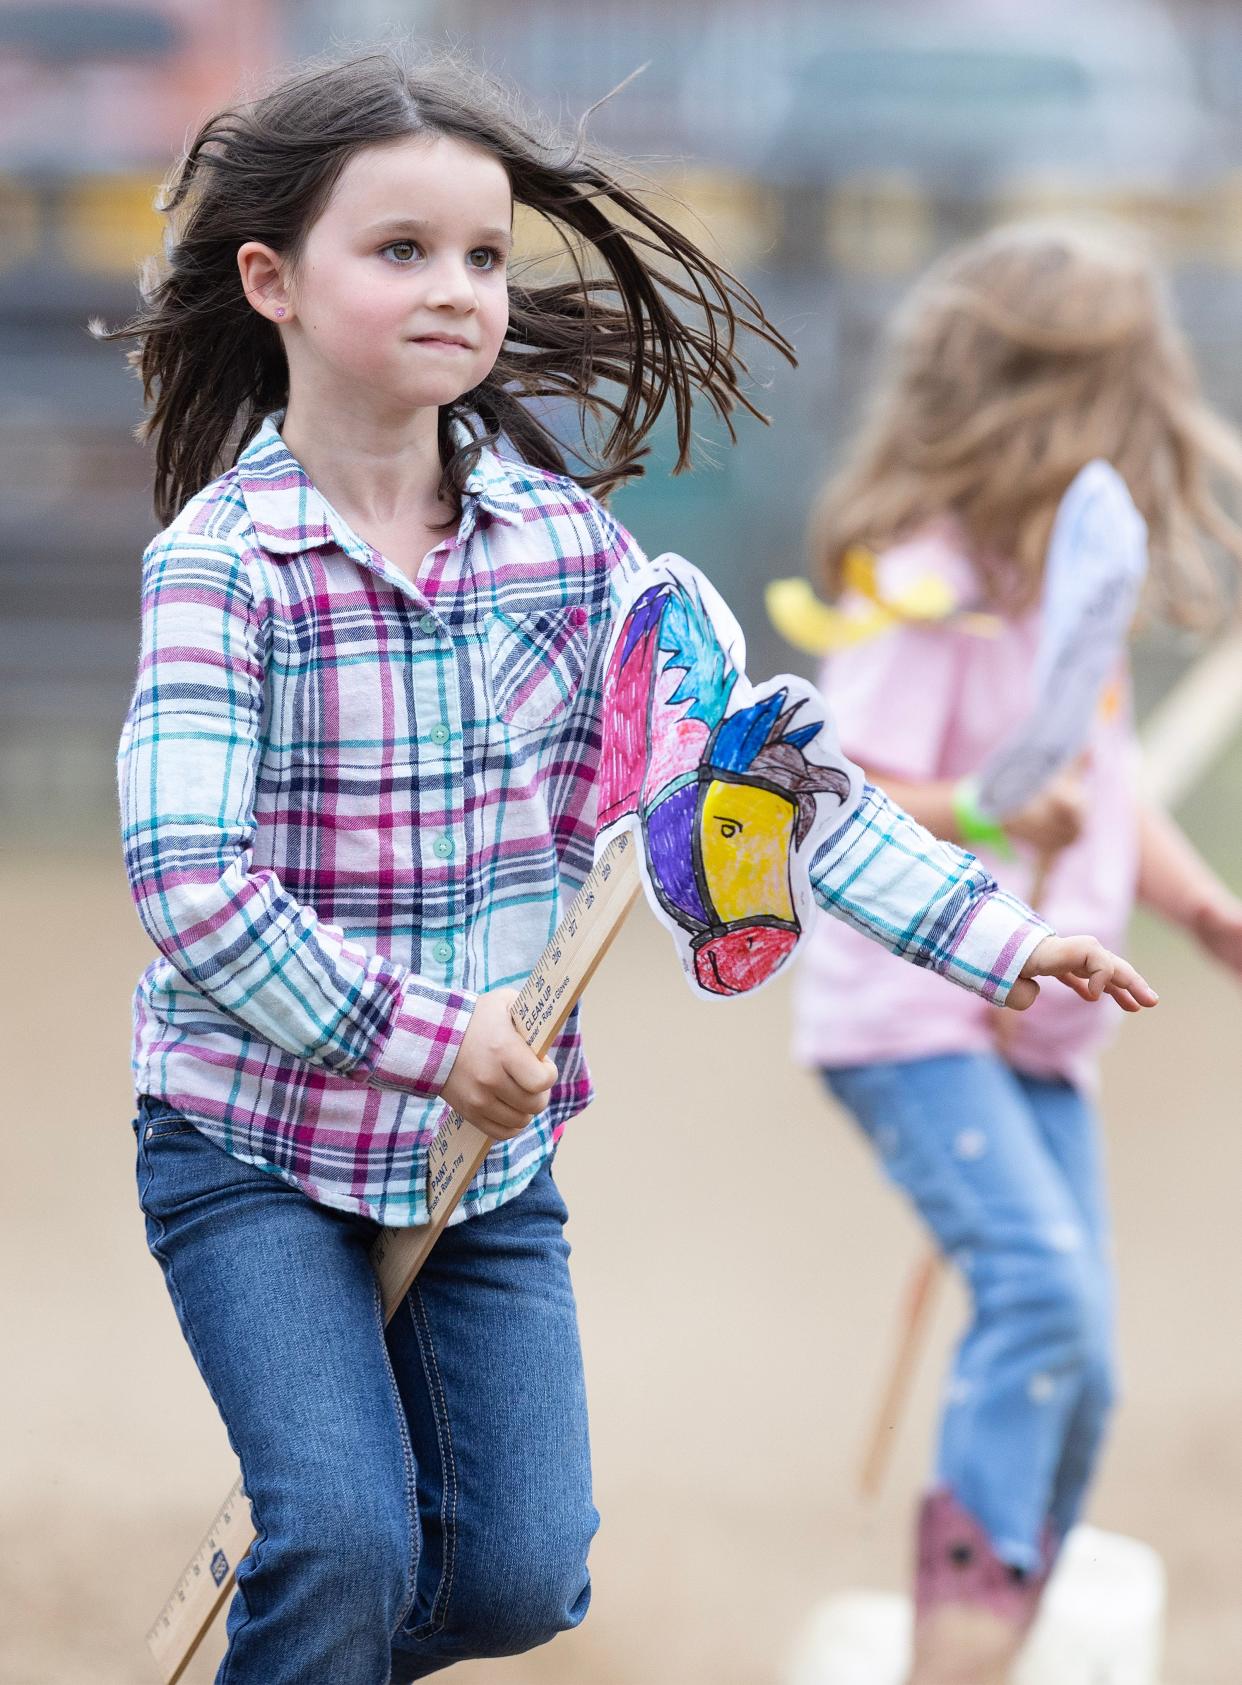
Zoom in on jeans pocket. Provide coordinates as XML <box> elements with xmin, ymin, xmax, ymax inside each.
<box><xmin>137</xmin><ymin>1095</ymin><xmax>195</xmax><ymax>1137</ymax></box>
<box><xmin>142</xmin><ymin>1119</ymin><xmax>199</xmax><ymax>1141</ymax></box>
<box><xmin>486</xmin><ymin>605</ymin><xmax>590</xmax><ymax>734</ymax></box>
<box><xmin>135</xmin><ymin>1109</ymin><xmax>247</xmax><ymax>1231</ymax></box>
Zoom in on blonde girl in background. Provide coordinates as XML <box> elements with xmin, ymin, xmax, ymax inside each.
<box><xmin>791</xmin><ymin>222</ymin><xmax>1242</xmax><ymax>1684</ymax></box>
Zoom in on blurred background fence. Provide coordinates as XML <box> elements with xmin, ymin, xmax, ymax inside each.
<box><xmin>5</xmin><ymin>0</ymin><xmax>1242</xmax><ymax>836</ymax></box>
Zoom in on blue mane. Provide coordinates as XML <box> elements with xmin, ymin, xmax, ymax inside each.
<box><xmin>710</xmin><ymin>688</ymin><xmax>825</xmax><ymax>774</ymax></box>
<box><xmin>657</xmin><ymin>581</ymin><xmax>737</xmax><ymax>729</ymax></box>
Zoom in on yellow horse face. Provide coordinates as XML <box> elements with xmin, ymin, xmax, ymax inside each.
<box><xmin>698</xmin><ymin>778</ymin><xmax>797</xmax><ymax>926</ymax></box>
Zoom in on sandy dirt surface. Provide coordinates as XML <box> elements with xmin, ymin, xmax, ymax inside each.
<box><xmin>3</xmin><ymin>842</ymin><xmax>1241</xmax><ymax>1685</ymax></box>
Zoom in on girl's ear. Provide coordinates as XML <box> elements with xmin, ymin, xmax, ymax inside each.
<box><xmin>237</xmin><ymin>242</ymin><xmax>292</xmax><ymax>323</ymax></box>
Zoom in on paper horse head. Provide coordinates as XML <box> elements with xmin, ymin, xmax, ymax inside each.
<box><xmin>598</xmin><ymin>554</ymin><xmax>862</xmax><ymax>997</ymax></box>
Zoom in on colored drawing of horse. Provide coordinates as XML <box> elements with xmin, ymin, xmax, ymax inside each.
<box><xmin>598</xmin><ymin>555</ymin><xmax>861</xmax><ymax>997</ymax></box>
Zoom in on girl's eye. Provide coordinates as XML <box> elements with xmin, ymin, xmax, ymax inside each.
<box><xmin>467</xmin><ymin>246</ymin><xmax>503</xmax><ymax>272</ymax></box>
<box><xmin>381</xmin><ymin>240</ymin><xmax>420</xmax><ymax>265</ymax></box>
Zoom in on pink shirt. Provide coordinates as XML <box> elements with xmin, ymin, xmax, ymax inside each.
<box><xmin>791</xmin><ymin>522</ymin><xmax>1141</xmax><ymax>1092</ymax></box>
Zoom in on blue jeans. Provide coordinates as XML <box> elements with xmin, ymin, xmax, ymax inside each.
<box><xmin>824</xmin><ymin>1054</ymin><xmax>1117</xmax><ymax>1572</ymax></box>
<box><xmin>134</xmin><ymin>1097</ymin><xmax>597</xmax><ymax>1683</ymax></box>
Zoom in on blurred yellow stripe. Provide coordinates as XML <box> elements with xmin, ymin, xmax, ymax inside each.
<box><xmin>510</xmin><ymin>167</ymin><xmax>779</xmax><ymax>281</ymax></box>
<box><xmin>38</xmin><ymin>167</ymin><xmax>1242</xmax><ymax>288</ymax></box>
<box><xmin>61</xmin><ymin>175</ymin><xmax>163</xmax><ymax>274</ymax></box>
<box><xmin>991</xmin><ymin>176</ymin><xmax>1213</xmax><ymax>263</ymax></box>
<box><xmin>826</xmin><ymin>171</ymin><xmax>935</xmax><ymax>275</ymax></box>
<box><xmin>1199</xmin><ymin>172</ymin><xmax>1242</xmax><ymax>268</ymax></box>
<box><xmin>0</xmin><ymin>177</ymin><xmax>40</xmax><ymax>271</ymax></box>
<box><xmin>651</xmin><ymin>167</ymin><xmax>781</xmax><ymax>269</ymax></box>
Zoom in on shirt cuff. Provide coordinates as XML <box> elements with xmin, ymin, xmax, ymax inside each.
<box><xmin>366</xmin><ymin>980</ymin><xmax>477</xmax><ymax>1098</ymax></box>
<box><xmin>937</xmin><ymin>886</ymin><xmax>1052</xmax><ymax>1006</ymax></box>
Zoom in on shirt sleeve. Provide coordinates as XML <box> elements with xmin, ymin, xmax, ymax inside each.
<box><xmin>117</xmin><ymin>533</ymin><xmax>474</xmax><ymax>1099</ymax></box>
<box><xmin>808</xmin><ymin>782</ymin><xmax>1051</xmax><ymax>1004</ymax></box>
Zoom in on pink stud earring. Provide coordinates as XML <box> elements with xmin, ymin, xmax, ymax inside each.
<box><xmin>275</xmin><ymin>307</ymin><xmax>286</xmax><ymax>319</ymax></box>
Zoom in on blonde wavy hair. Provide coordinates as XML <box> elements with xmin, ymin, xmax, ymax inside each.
<box><xmin>813</xmin><ymin>220</ymin><xmax>1242</xmax><ymax>625</ymax></box>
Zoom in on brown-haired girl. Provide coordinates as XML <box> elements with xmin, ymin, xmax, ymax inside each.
<box><xmin>110</xmin><ymin>56</ymin><xmax>1155</xmax><ymax>1680</ymax></box>
<box><xmin>792</xmin><ymin>219</ymin><xmax>1242</xmax><ymax>1682</ymax></box>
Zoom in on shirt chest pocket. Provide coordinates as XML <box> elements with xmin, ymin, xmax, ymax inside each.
<box><xmin>486</xmin><ymin>605</ymin><xmax>591</xmax><ymax>735</ymax></box>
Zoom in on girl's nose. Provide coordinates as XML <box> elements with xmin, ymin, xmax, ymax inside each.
<box><xmin>424</xmin><ymin>258</ymin><xmax>479</xmax><ymax>312</ymax></box>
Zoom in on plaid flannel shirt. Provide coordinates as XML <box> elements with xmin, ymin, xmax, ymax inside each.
<box><xmin>118</xmin><ymin>417</ymin><xmax>1049</xmax><ymax>1227</ymax></box>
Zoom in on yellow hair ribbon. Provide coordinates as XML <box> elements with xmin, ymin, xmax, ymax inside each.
<box><xmin>767</xmin><ymin>546</ymin><xmax>1000</xmax><ymax>655</ymax></box>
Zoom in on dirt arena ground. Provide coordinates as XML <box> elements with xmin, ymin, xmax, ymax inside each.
<box><xmin>4</xmin><ymin>837</ymin><xmax>1241</xmax><ymax>1684</ymax></box>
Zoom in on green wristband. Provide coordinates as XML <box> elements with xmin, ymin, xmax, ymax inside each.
<box><xmin>952</xmin><ymin>778</ymin><xmax>1013</xmax><ymax>858</ymax></box>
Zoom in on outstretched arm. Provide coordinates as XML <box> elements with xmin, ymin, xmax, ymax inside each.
<box><xmin>1136</xmin><ymin>799</ymin><xmax>1242</xmax><ymax>980</ymax></box>
<box><xmin>809</xmin><ymin>782</ymin><xmax>1051</xmax><ymax>1006</ymax></box>
<box><xmin>810</xmin><ymin>781</ymin><xmax>1157</xmax><ymax>1014</ymax></box>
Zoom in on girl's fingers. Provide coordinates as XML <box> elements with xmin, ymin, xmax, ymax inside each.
<box><xmin>491</xmin><ymin>1070</ymin><xmax>551</xmax><ymax>1117</ymax></box>
<box><xmin>1067</xmin><ymin>950</ymin><xmax>1158</xmax><ymax>1010</ymax></box>
<box><xmin>500</xmin><ymin>1045</ymin><xmax>558</xmax><ymax>1097</ymax></box>
<box><xmin>1102</xmin><ymin>957</ymin><xmax>1158</xmax><ymax>1007</ymax></box>
<box><xmin>1038</xmin><ymin>937</ymin><xmax>1159</xmax><ymax>1009</ymax></box>
<box><xmin>472</xmin><ymin>1096</ymin><xmax>536</xmax><ymax>1139</ymax></box>
<box><xmin>1107</xmin><ymin>986</ymin><xmax>1144</xmax><ymax>1013</ymax></box>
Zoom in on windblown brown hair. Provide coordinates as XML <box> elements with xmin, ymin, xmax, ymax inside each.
<box><xmin>812</xmin><ymin>220</ymin><xmax>1242</xmax><ymax>625</ymax></box>
<box><xmin>99</xmin><ymin>47</ymin><xmax>795</xmax><ymax>525</ymax></box>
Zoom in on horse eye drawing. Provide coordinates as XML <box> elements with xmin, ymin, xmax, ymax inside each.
<box><xmin>598</xmin><ymin>556</ymin><xmax>861</xmax><ymax>997</ymax></box>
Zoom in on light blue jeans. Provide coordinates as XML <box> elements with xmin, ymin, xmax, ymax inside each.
<box><xmin>824</xmin><ymin>1053</ymin><xmax>1117</xmax><ymax>1572</ymax></box>
<box><xmin>134</xmin><ymin>1096</ymin><xmax>597</xmax><ymax>1683</ymax></box>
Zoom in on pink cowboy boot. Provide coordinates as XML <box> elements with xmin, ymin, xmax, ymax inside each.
<box><xmin>908</xmin><ymin>1489</ymin><xmax>1056</xmax><ymax>1685</ymax></box>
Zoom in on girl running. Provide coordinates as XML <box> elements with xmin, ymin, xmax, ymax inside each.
<box><xmin>111</xmin><ymin>60</ymin><xmax>1154</xmax><ymax>1682</ymax></box>
<box><xmin>793</xmin><ymin>220</ymin><xmax>1242</xmax><ymax>1684</ymax></box>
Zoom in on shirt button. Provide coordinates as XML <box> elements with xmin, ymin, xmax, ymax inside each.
<box><xmin>418</xmin><ymin>612</ymin><xmax>440</xmax><ymax>636</ymax></box>
<box><xmin>433</xmin><ymin>938</ymin><xmax>454</xmax><ymax>964</ymax></box>
<box><xmin>433</xmin><ymin>835</ymin><xmax>454</xmax><ymax>859</ymax></box>
<box><xmin>429</xmin><ymin>723</ymin><xmax>450</xmax><ymax>746</ymax></box>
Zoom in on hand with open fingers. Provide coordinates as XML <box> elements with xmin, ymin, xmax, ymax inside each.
<box><xmin>1005</xmin><ymin>935</ymin><xmax>1159</xmax><ymax>1014</ymax></box>
<box><xmin>439</xmin><ymin>988</ymin><xmax>558</xmax><ymax>1140</ymax></box>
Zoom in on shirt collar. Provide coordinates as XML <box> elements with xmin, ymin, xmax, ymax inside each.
<box><xmin>235</xmin><ymin>414</ymin><xmax>527</xmax><ymax>561</ymax></box>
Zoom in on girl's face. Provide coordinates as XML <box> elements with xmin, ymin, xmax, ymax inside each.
<box><xmin>283</xmin><ymin>134</ymin><xmax>512</xmax><ymax>415</ymax></box>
